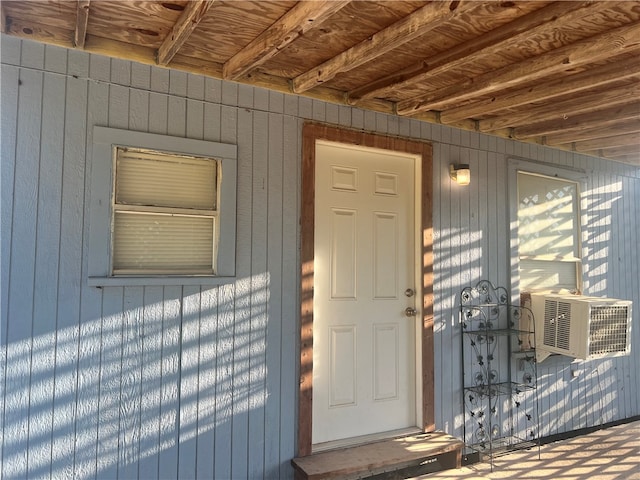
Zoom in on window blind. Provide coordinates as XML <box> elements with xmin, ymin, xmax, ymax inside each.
<box><xmin>116</xmin><ymin>148</ymin><xmax>217</xmax><ymax>210</ymax></box>
<box><xmin>519</xmin><ymin>259</ymin><xmax>578</xmax><ymax>291</ymax></box>
<box><xmin>112</xmin><ymin>147</ymin><xmax>218</xmax><ymax>274</ymax></box>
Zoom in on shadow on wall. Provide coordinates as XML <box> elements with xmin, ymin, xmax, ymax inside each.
<box><xmin>532</xmin><ymin>179</ymin><xmax>636</xmax><ymax>438</ymax></box>
<box><xmin>582</xmin><ymin>180</ymin><xmax>624</xmax><ymax>296</ymax></box>
<box><xmin>1</xmin><ymin>274</ymin><xmax>282</xmax><ymax>479</ymax></box>
<box><xmin>434</xmin><ymin>172</ymin><xmax>631</xmax><ymax>445</ymax></box>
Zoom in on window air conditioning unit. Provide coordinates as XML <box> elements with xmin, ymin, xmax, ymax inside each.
<box><xmin>530</xmin><ymin>293</ymin><xmax>632</xmax><ymax>360</ymax></box>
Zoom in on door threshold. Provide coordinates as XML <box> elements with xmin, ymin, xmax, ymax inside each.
<box><xmin>312</xmin><ymin>427</ymin><xmax>422</xmax><ymax>453</ymax></box>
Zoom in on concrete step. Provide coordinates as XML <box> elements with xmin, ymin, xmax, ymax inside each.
<box><xmin>292</xmin><ymin>431</ymin><xmax>464</xmax><ymax>480</ymax></box>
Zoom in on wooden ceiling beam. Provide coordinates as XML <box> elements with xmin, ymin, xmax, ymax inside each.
<box><xmin>575</xmin><ymin>133</ymin><xmax>640</xmax><ymax>153</ymax></box>
<box><xmin>442</xmin><ymin>57</ymin><xmax>640</xmax><ymax>123</ymax></box>
<box><xmin>588</xmin><ymin>144</ymin><xmax>640</xmax><ymax>159</ymax></box>
<box><xmin>292</xmin><ymin>0</ymin><xmax>473</xmax><ymax>94</ymax></box>
<box><xmin>223</xmin><ymin>1</ymin><xmax>350</xmax><ymax>81</ymax></box>
<box><xmin>349</xmin><ymin>1</ymin><xmax>595</xmax><ymax>103</ymax></box>
<box><xmin>477</xmin><ymin>83</ymin><xmax>640</xmax><ymax>132</ymax></box>
<box><xmin>1</xmin><ymin>2</ymin><xmax>7</xmax><ymax>34</ymax></box>
<box><xmin>545</xmin><ymin>121</ymin><xmax>640</xmax><ymax>146</ymax></box>
<box><xmin>5</xmin><ymin>15</ymin><xmax>74</xmax><ymax>47</ymax></box>
<box><xmin>157</xmin><ymin>0</ymin><xmax>215</xmax><ymax>66</ymax></box>
<box><xmin>74</xmin><ymin>0</ymin><xmax>90</xmax><ymax>48</ymax></box>
<box><xmin>513</xmin><ymin>103</ymin><xmax>640</xmax><ymax>139</ymax></box>
<box><xmin>397</xmin><ymin>21</ymin><xmax>640</xmax><ymax>116</ymax></box>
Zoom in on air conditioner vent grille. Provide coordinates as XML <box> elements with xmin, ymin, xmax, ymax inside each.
<box><xmin>542</xmin><ymin>300</ymin><xmax>572</xmax><ymax>350</ymax></box>
<box><xmin>557</xmin><ymin>302</ymin><xmax>571</xmax><ymax>351</ymax></box>
<box><xmin>589</xmin><ymin>305</ymin><xmax>630</xmax><ymax>356</ymax></box>
<box><xmin>543</xmin><ymin>300</ymin><xmax>556</xmax><ymax>347</ymax></box>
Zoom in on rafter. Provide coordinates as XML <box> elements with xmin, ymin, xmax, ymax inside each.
<box><xmin>575</xmin><ymin>133</ymin><xmax>640</xmax><ymax>153</ymax></box>
<box><xmin>223</xmin><ymin>1</ymin><xmax>349</xmax><ymax>81</ymax></box>
<box><xmin>396</xmin><ymin>21</ymin><xmax>640</xmax><ymax>116</ymax></box>
<box><xmin>589</xmin><ymin>144</ymin><xmax>640</xmax><ymax>159</ymax></box>
<box><xmin>545</xmin><ymin>121</ymin><xmax>640</xmax><ymax>146</ymax></box>
<box><xmin>513</xmin><ymin>103</ymin><xmax>640</xmax><ymax>139</ymax></box>
<box><xmin>292</xmin><ymin>0</ymin><xmax>473</xmax><ymax>94</ymax></box>
<box><xmin>157</xmin><ymin>0</ymin><xmax>215</xmax><ymax>66</ymax></box>
<box><xmin>1</xmin><ymin>3</ymin><xmax>6</xmax><ymax>34</ymax></box>
<box><xmin>74</xmin><ymin>0</ymin><xmax>90</xmax><ymax>48</ymax></box>
<box><xmin>349</xmin><ymin>1</ymin><xmax>595</xmax><ymax>103</ymax></box>
<box><xmin>477</xmin><ymin>83</ymin><xmax>640</xmax><ymax>132</ymax></box>
<box><xmin>441</xmin><ymin>58</ymin><xmax>640</xmax><ymax>124</ymax></box>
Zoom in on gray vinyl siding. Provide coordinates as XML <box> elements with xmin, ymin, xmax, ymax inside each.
<box><xmin>1</xmin><ymin>36</ymin><xmax>639</xmax><ymax>479</ymax></box>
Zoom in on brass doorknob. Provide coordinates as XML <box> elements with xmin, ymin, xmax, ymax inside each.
<box><xmin>405</xmin><ymin>307</ymin><xmax>418</xmax><ymax>317</ymax></box>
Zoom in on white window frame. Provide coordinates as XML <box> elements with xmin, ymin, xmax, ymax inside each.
<box><xmin>508</xmin><ymin>158</ymin><xmax>587</xmax><ymax>296</ymax></box>
<box><xmin>88</xmin><ymin>126</ymin><xmax>237</xmax><ymax>286</ymax></box>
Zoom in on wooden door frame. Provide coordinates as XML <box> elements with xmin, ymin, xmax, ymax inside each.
<box><xmin>298</xmin><ymin>123</ymin><xmax>435</xmax><ymax>456</ymax></box>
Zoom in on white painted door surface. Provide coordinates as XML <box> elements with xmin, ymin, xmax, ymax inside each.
<box><xmin>313</xmin><ymin>141</ymin><xmax>418</xmax><ymax>446</ymax></box>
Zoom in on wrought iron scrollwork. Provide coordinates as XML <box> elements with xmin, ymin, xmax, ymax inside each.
<box><xmin>459</xmin><ymin>280</ymin><xmax>540</xmax><ymax>469</ymax></box>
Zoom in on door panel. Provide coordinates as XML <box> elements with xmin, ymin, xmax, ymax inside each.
<box><xmin>330</xmin><ymin>209</ymin><xmax>357</xmax><ymax>299</ymax></box>
<box><xmin>329</xmin><ymin>326</ymin><xmax>357</xmax><ymax>407</ymax></box>
<box><xmin>313</xmin><ymin>141</ymin><xmax>419</xmax><ymax>445</ymax></box>
<box><xmin>373</xmin><ymin>212</ymin><xmax>398</xmax><ymax>299</ymax></box>
<box><xmin>373</xmin><ymin>324</ymin><xmax>399</xmax><ymax>401</ymax></box>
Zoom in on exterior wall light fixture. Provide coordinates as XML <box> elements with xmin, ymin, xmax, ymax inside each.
<box><xmin>450</xmin><ymin>164</ymin><xmax>471</xmax><ymax>186</ymax></box>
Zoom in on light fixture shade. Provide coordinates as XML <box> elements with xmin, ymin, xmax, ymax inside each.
<box><xmin>450</xmin><ymin>164</ymin><xmax>471</xmax><ymax>185</ymax></box>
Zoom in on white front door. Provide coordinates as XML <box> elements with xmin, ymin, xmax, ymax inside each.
<box><xmin>312</xmin><ymin>141</ymin><xmax>420</xmax><ymax>446</ymax></box>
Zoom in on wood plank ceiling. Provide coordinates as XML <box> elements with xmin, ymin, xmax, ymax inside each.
<box><xmin>3</xmin><ymin>0</ymin><xmax>639</xmax><ymax>166</ymax></box>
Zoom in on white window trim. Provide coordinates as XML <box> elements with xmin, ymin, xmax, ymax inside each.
<box><xmin>88</xmin><ymin>126</ymin><xmax>237</xmax><ymax>286</ymax></box>
<box><xmin>507</xmin><ymin>158</ymin><xmax>588</xmax><ymax>299</ymax></box>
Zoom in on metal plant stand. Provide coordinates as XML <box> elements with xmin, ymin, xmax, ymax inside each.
<box><xmin>459</xmin><ymin>280</ymin><xmax>540</xmax><ymax>470</ymax></box>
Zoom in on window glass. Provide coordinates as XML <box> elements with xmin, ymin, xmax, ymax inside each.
<box><xmin>517</xmin><ymin>172</ymin><xmax>581</xmax><ymax>292</ymax></box>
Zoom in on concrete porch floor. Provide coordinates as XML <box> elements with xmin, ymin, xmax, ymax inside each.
<box><xmin>417</xmin><ymin>420</ymin><xmax>640</xmax><ymax>480</ymax></box>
